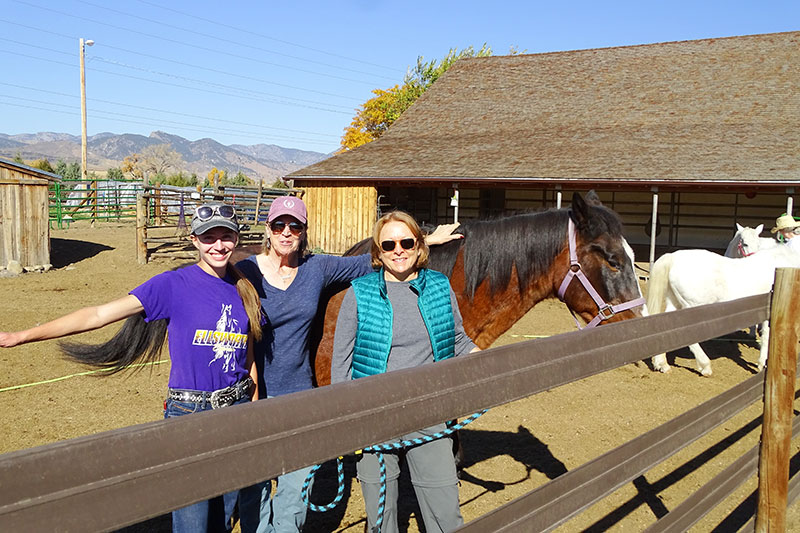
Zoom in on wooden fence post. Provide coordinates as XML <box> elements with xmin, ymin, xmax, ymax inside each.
<box><xmin>254</xmin><ymin>180</ymin><xmax>263</xmax><ymax>225</ymax></box>
<box><xmin>136</xmin><ymin>195</ymin><xmax>148</xmax><ymax>265</ymax></box>
<box><xmin>154</xmin><ymin>183</ymin><xmax>162</xmax><ymax>225</ymax></box>
<box><xmin>755</xmin><ymin>267</ymin><xmax>800</xmax><ymax>532</ymax></box>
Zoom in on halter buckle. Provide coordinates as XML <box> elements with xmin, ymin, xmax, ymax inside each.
<box><xmin>598</xmin><ymin>305</ymin><xmax>615</xmax><ymax>320</ymax></box>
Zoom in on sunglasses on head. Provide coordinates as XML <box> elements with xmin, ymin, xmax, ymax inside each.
<box><xmin>195</xmin><ymin>204</ymin><xmax>235</xmax><ymax>221</ymax></box>
<box><xmin>270</xmin><ymin>220</ymin><xmax>304</xmax><ymax>236</ymax></box>
<box><xmin>380</xmin><ymin>238</ymin><xmax>416</xmax><ymax>252</ymax></box>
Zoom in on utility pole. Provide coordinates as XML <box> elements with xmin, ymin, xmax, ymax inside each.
<box><xmin>80</xmin><ymin>38</ymin><xmax>94</xmax><ymax>219</ymax></box>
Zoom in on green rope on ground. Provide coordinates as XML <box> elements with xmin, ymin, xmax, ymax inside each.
<box><xmin>0</xmin><ymin>359</ymin><xmax>168</xmax><ymax>393</ymax></box>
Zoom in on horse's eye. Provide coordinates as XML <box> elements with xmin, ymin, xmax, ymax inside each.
<box><xmin>607</xmin><ymin>257</ymin><xmax>621</xmax><ymax>270</ymax></box>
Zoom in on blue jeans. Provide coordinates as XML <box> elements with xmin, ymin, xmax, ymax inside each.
<box><xmin>238</xmin><ymin>396</ymin><xmax>312</xmax><ymax>533</ymax></box>
<box><xmin>239</xmin><ymin>466</ymin><xmax>313</xmax><ymax>533</ymax></box>
<box><xmin>164</xmin><ymin>395</ymin><xmax>249</xmax><ymax>533</ymax></box>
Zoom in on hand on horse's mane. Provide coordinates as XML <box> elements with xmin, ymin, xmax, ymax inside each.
<box><xmin>425</xmin><ymin>223</ymin><xmax>464</xmax><ymax>246</ymax></box>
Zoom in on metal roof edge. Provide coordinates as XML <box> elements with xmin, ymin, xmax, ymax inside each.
<box><xmin>0</xmin><ymin>157</ymin><xmax>62</xmax><ymax>182</ymax></box>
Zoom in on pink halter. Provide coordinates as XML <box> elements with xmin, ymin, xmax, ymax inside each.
<box><xmin>557</xmin><ymin>218</ymin><xmax>646</xmax><ymax>329</ymax></box>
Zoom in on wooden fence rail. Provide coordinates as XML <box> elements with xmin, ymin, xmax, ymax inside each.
<box><xmin>0</xmin><ymin>284</ymin><xmax>795</xmax><ymax>531</ymax></box>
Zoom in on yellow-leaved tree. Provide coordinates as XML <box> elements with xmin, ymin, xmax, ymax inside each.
<box><xmin>340</xmin><ymin>45</ymin><xmax>492</xmax><ymax>152</ymax></box>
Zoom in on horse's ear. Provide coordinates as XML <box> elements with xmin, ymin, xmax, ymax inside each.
<box><xmin>584</xmin><ymin>190</ymin><xmax>603</xmax><ymax>207</ymax></box>
<box><xmin>570</xmin><ymin>192</ymin><xmax>590</xmax><ymax>226</ymax></box>
<box><xmin>755</xmin><ymin>223</ymin><xmax>764</xmax><ymax>234</ymax></box>
<box><xmin>736</xmin><ymin>223</ymin><xmax>744</xmax><ymax>232</ymax></box>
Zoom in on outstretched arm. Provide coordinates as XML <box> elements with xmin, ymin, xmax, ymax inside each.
<box><xmin>425</xmin><ymin>223</ymin><xmax>463</xmax><ymax>246</ymax></box>
<box><xmin>0</xmin><ymin>294</ymin><xmax>144</xmax><ymax>348</ymax></box>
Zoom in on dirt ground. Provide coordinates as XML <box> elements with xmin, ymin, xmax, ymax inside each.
<box><xmin>1</xmin><ymin>221</ymin><xmax>799</xmax><ymax>532</ymax></box>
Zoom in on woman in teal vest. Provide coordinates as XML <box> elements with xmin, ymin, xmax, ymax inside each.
<box><xmin>331</xmin><ymin>211</ymin><xmax>479</xmax><ymax>533</ymax></box>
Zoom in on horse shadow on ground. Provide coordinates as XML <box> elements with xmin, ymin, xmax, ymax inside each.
<box><xmin>50</xmin><ymin>237</ymin><xmax>114</xmax><ymax>269</ymax></box>
<box><xmin>649</xmin><ymin>330</ymin><xmax>762</xmax><ymax>376</ymax></box>
<box><xmin>583</xmin><ymin>390</ymin><xmax>800</xmax><ymax>531</ymax></box>
<box><xmin>304</xmin><ymin>424</ymin><xmax>568</xmax><ymax>532</ymax></box>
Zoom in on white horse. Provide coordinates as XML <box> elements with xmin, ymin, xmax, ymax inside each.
<box><xmin>724</xmin><ymin>223</ymin><xmax>777</xmax><ymax>258</ymax></box>
<box><xmin>647</xmin><ymin>245</ymin><xmax>800</xmax><ymax>376</ymax></box>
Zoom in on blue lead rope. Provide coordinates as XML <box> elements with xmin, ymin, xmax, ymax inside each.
<box><xmin>301</xmin><ymin>410</ymin><xmax>488</xmax><ymax>532</ymax></box>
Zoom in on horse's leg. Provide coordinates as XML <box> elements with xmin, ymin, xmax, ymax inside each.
<box><xmin>651</xmin><ymin>302</ymin><xmax>677</xmax><ymax>373</ymax></box>
<box><xmin>758</xmin><ymin>319</ymin><xmax>770</xmax><ymax>371</ymax></box>
<box><xmin>651</xmin><ymin>353</ymin><xmax>670</xmax><ymax>373</ymax></box>
<box><xmin>688</xmin><ymin>343</ymin><xmax>713</xmax><ymax>377</ymax></box>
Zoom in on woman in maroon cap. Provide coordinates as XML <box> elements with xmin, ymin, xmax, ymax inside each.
<box><xmin>236</xmin><ymin>196</ymin><xmax>460</xmax><ymax>533</ymax></box>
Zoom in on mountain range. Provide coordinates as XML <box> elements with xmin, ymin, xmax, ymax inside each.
<box><xmin>0</xmin><ymin>131</ymin><xmax>330</xmax><ymax>183</ymax></box>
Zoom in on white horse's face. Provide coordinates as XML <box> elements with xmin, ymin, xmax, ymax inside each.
<box><xmin>727</xmin><ymin>223</ymin><xmax>765</xmax><ymax>258</ymax></box>
<box><xmin>737</xmin><ymin>225</ymin><xmax>764</xmax><ymax>256</ymax></box>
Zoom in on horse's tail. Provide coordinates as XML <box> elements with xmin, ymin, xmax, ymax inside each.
<box><xmin>646</xmin><ymin>253</ymin><xmax>674</xmax><ymax>314</ymax></box>
<box><xmin>60</xmin><ymin>313</ymin><xmax>167</xmax><ymax>374</ymax></box>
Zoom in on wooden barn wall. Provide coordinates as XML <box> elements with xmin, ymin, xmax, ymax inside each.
<box><xmin>302</xmin><ymin>185</ymin><xmax>377</xmax><ymax>254</ymax></box>
<box><xmin>0</xmin><ymin>179</ymin><xmax>51</xmax><ymax>268</ymax></box>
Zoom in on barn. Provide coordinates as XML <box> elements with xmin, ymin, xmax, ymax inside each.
<box><xmin>288</xmin><ymin>31</ymin><xmax>800</xmax><ymax>262</ymax></box>
<box><xmin>0</xmin><ymin>157</ymin><xmax>61</xmax><ymax>270</ymax></box>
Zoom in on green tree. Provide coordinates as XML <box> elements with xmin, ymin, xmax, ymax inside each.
<box><xmin>13</xmin><ymin>152</ymin><xmax>24</xmax><ymax>164</ymax></box>
<box><xmin>341</xmin><ymin>44</ymin><xmax>492</xmax><ymax>151</ymax></box>
<box><xmin>225</xmin><ymin>171</ymin><xmax>252</xmax><ymax>186</ymax></box>
<box><xmin>107</xmin><ymin>167</ymin><xmax>125</xmax><ymax>180</ymax></box>
<box><xmin>30</xmin><ymin>158</ymin><xmax>55</xmax><ymax>173</ymax></box>
<box><xmin>54</xmin><ymin>160</ymin><xmax>81</xmax><ymax>181</ymax></box>
<box><xmin>157</xmin><ymin>171</ymin><xmax>197</xmax><ymax>187</ymax></box>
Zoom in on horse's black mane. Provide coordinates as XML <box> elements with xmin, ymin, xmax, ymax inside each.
<box><xmin>342</xmin><ymin>196</ymin><xmax>625</xmax><ymax>299</ymax></box>
<box><xmin>427</xmin><ymin>203</ymin><xmax>624</xmax><ymax>298</ymax></box>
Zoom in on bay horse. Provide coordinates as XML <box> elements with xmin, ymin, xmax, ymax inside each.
<box><xmin>647</xmin><ymin>244</ymin><xmax>800</xmax><ymax>376</ymax></box>
<box><xmin>311</xmin><ymin>191</ymin><xmax>647</xmax><ymax>386</ymax></box>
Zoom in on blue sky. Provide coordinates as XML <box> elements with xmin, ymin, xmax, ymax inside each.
<box><xmin>1</xmin><ymin>0</ymin><xmax>797</xmax><ymax>154</ymax></box>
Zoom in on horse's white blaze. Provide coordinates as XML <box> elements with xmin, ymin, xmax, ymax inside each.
<box><xmin>648</xmin><ymin>245</ymin><xmax>800</xmax><ymax>376</ymax></box>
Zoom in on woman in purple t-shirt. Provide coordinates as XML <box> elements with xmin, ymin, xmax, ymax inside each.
<box><xmin>0</xmin><ymin>202</ymin><xmax>262</xmax><ymax>533</ymax></box>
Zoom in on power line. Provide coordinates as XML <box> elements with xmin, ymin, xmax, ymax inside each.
<box><xmin>77</xmin><ymin>0</ymin><xmax>400</xmax><ymax>81</ymax></box>
<box><xmin>0</xmin><ymin>94</ymin><xmax>339</xmax><ymax>144</ymax></box>
<box><xmin>0</xmin><ymin>48</ymin><xmax>354</xmax><ymax>115</ymax></box>
<box><xmin>0</xmin><ymin>81</ymin><xmax>339</xmax><ymax>139</ymax></box>
<box><xmin>13</xmin><ymin>0</ymin><xmax>395</xmax><ymax>86</ymax></box>
<box><xmin>0</xmin><ymin>99</ymin><xmax>338</xmax><ymax>146</ymax></box>
<box><xmin>132</xmin><ymin>0</ymin><xmax>399</xmax><ymax>73</ymax></box>
<box><xmin>0</xmin><ymin>22</ymin><xmax>363</xmax><ymax>102</ymax></box>
<box><xmin>91</xmin><ymin>56</ymin><xmax>355</xmax><ymax>112</ymax></box>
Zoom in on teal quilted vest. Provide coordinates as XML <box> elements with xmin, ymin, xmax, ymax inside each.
<box><xmin>350</xmin><ymin>268</ymin><xmax>456</xmax><ymax>379</ymax></box>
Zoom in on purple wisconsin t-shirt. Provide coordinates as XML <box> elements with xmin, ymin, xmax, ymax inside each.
<box><xmin>130</xmin><ymin>264</ymin><xmax>250</xmax><ymax>391</ymax></box>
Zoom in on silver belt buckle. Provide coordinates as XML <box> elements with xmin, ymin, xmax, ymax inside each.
<box><xmin>210</xmin><ymin>386</ymin><xmax>234</xmax><ymax>409</ymax></box>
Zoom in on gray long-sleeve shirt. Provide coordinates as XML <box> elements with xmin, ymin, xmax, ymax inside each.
<box><xmin>331</xmin><ymin>279</ymin><xmax>477</xmax><ymax>383</ymax></box>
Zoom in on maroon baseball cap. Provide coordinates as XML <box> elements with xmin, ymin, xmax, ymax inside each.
<box><xmin>268</xmin><ymin>196</ymin><xmax>307</xmax><ymax>224</ymax></box>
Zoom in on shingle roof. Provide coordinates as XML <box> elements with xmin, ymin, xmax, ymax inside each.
<box><xmin>291</xmin><ymin>32</ymin><xmax>799</xmax><ymax>187</ymax></box>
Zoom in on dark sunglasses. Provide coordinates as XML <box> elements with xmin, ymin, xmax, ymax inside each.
<box><xmin>380</xmin><ymin>238</ymin><xmax>416</xmax><ymax>252</ymax></box>
<box><xmin>195</xmin><ymin>204</ymin><xmax>235</xmax><ymax>221</ymax></box>
<box><xmin>270</xmin><ymin>220</ymin><xmax>304</xmax><ymax>236</ymax></box>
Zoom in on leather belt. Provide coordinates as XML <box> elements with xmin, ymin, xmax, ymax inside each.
<box><xmin>168</xmin><ymin>376</ymin><xmax>254</xmax><ymax>409</ymax></box>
